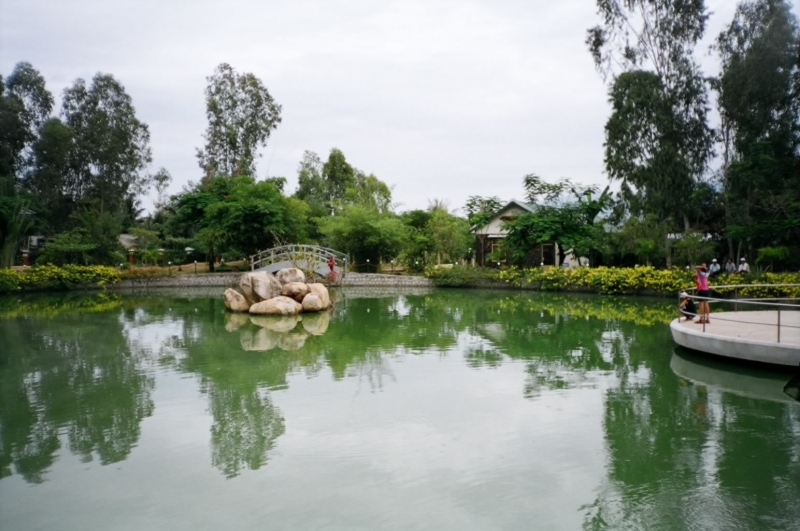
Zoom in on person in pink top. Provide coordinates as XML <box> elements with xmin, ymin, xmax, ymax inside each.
<box><xmin>694</xmin><ymin>264</ymin><xmax>711</xmax><ymax>323</ymax></box>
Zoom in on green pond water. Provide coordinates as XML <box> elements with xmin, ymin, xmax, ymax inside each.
<box><xmin>0</xmin><ymin>288</ymin><xmax>798</xmax><ymax>531</ymax></box>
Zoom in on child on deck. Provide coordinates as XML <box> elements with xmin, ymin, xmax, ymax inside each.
<box><xmin>679</xmin><ymin>292</ymin><xmax>697</xmax><ymax>321</ymax></box>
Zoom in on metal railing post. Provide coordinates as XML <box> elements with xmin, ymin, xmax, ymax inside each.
<box><xmin>777</xmin><ymin>308</ymin><xmax>781</xmax><ymax>343</ymax></box>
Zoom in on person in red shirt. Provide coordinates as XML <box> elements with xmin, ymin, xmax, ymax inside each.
<box><xmin>694</xmin><ymin>264</ymin><xmax>711</xmax><ymax>324</ymax></box>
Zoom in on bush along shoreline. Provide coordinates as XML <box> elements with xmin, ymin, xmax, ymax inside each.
<box><xmin>2</xmin><ymin>264</ymin><xmax>798</xmax><ymax>298</ymax></box>
<box><xmin>424</xmin><ymin>266</ymin><xmax>800</xmax><ymax>298</ymax></box>
<box><xmin>0</xmin><ymin>265</ymin><xmax>121</xmax><ymax>293</ymax></box>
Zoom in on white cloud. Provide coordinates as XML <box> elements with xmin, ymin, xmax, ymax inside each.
<box><xmin>1</xmin><ymin>0</ymin><xmax>737</xmax><ymax>213</ymax></box>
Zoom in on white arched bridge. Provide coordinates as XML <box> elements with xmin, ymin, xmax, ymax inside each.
<box><xmin>250</xmin><ymin>245</ymin><xmax>349</xmax><ymax>277</ymax></box>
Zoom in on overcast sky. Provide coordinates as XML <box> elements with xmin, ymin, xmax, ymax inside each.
<box><xmin>2</xmin><ymin>0</ymin><xmax>738</xmax><ymax>214</ymax></box>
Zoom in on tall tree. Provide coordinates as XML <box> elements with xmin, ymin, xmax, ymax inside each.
<box><xmin>587</xmin><ymin>0</ymin><xmax>714</xmax><ymax>229</ymax></box>
<box><xmin>347</xmin><ymin>171</ymin><xmax>392</xmax><ymax>213</ymax></box>
<box><xmin>294</xmin><ymin>150</ymin><xmax>325</xmax><ymax>209</ymax></box>
<box><xmin>322</xmin><ymin>148</ymin><xmax>355</xmax><ymax>210</ymax></box>
<box><xmin>196</xmin><ymin>63</ymin><xmax>282</xmax><ymax>180</ymax></box>
<box><xmin>713</xmin><ymin>0</ymin><xmax>800</xmax><ymax>259</ymax></box>
<box><xmin>24</xmin><ymin>118</ymin><xmax>74</xmax><ymax>229</ymax></box>
<box><xmin>62</xmin><ymin>73</ymin><xmax>152</xmax><ymax>214</ymax></box>
<box><xmin>5</xmin><ymin>62</ymin><xmax>53</xmax><ymax>135</ymax></box>
<box><xmin>3</xmin><ymin>62</ymin><xmax>54</xmax><ymax>179</ymax></box>
<box><xmin>0</xmin><ymin>79</ymin><xmax>28</xmax><ymax>178</ymax></box>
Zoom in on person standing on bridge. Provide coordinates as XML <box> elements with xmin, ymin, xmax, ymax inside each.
<box><xmin>694</xmin><ymin>264</ymin><xmax>711</xmax><ymax>324</ymax></box>
<box><xmin>327</xmin><ymin>255</ymin><xmax>336</xmax><ymax>272</ymax></box>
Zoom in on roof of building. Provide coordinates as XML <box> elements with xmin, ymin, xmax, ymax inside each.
<box><xmin>470</xmin><ymin>199</ymin><xmax>536</xmax><ymax>232</ymax></box>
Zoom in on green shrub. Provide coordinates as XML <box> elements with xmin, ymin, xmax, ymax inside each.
<box><xmin>0</xmin><ymin>265</ymin><xmax>121</xmax><ymax>294</ymax></box>
<box><xmin>0</xmin><ymin>269</ymin><xmax>20</xmax><ymax>292</ymax></box>
<box><xmin>424</xmin><ymin>266</ymin><xmax>499</xmax><ymax>287</ymax></box>
<box><xmin>425</xmin><ymin>265</ymin><xmax>800</xmax><ymax>297</ymax></box>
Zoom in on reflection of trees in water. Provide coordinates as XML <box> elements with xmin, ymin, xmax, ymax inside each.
<box><xmin>0</xmin><ymin>312</ymin><xmax>154</xmax><ymax>483</ymax></box>
<box><xmin>454</xmin><ymin>292</ymin><xmax>800</xmax><ymax>528</ymax></box>
<box><xmin>583</xmin><ymin>343</ymin><xmax>800</xmax><ymax>529</ymax></box>
<box><xmin>176</xmin><ymin>301</ymin><xmax>288</xmax><ymax>478</ymax></box>
<box><xmin>207</xmin><ymin>387</ymin><xmax>285</xmax><ymax>479</ymax></box>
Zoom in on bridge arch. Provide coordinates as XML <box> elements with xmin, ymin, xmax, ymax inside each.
<box><xmin>250</xmin><ymin>245</ymin><xmax>349</xmax><ymax>278</ymax></box>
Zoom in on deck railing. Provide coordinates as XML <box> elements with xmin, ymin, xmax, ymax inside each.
<box><xmin>681</xmin><ymin>284</ymin><xmax>800</xmax><ymax>343</ymax></box>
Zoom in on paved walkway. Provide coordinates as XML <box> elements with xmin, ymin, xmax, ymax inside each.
<box><xmin>675</xmin><ymin>310</ymin><xmax>799</xmax><ymax>345</ymax></box>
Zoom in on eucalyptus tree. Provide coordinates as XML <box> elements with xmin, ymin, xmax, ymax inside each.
<box><xmin>321</xmin><ymin>148</ymin><xmax>356</xmax><ymax>210</ymax></box>
<box><xmin>0</xmin><ymin>63</ymin><xmax>54</xmax><ymax>179</ymax></box>
<box><xmin>713</xmin><ymin>0</ymin><xmax>800</xmax><ymax>259</ymax></box>
<box><xmin>587</xmin><ymin>0</ymin><xmax>714</xmax><ymax>230</ymax></box>
<box><xmin>62</xmin><ymin>73</ymin><xmax>152</xmax><ymax>215</ymax></box>
<box><xmin>196</xmin><ymin>63</ymin><xmax>282</xmax><ymax>180</ymax></box>
<box><xmin>25</xmin><ymin>118</ymin><xmax>74</xmax><ymax>229</ymax></box>
<box><xmin>294</xmin><ymin>150</ymin><xmax>326</xmax><ymax>213</ymax></box>
<box><xmin>2</xmin><ymin>62</ymin><xmax>54</xmax><ymax>178</ymax></box>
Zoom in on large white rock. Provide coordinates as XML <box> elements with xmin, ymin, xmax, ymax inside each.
<box><xmin>282</xmin><ymin>282</ymin><xmax>310</xmax><ymax>303</ymax></box>
<box><xmin>302</xmin><ymin>293</ymin><xmax>326</xmax><ymax>312</ymax></box>
<box><xmin>239</xmin><ymin>272</ymin><xmax>259</xmax><ymax>302</ymax></box>
<box><xmin>276</xmin><ymin>268</ymin><xmax>306</xmax><ymax>285</ymax></box>
<box><xmin>307</xmin><ymin>283</ymin><xmax>331</xmax><ymax>308</ymax></box>
<box><xmin>240</xmin><ymin>328</ymin><xmax>278</xmax><ymax>352</ymax></box>
<box><xmin>241</xmin><ymin>271</ymin><xmax>283</xmax><ymax>302</ymax></box>
<box><xmin>250</xmin><ymin>315</ymin><xmax>300</xmax><ymax>333</ymax></box>
<box><xmin>223</xmin><ymin>288</ymin><xmax>251</xmax><ymax>312</ymax></box>
<box><xmin>225</xmin><ymin>312</ymin><xmax>251</xmax><ymax>332</ymax></box>
<box><xmin>302</xmin><ymin>311</ymin><xmax>330</xmax><ymax>335</ymax></box>
<box><xmin>249</xmin><ymin>296</ymin><xmax>302</xmax><ymax>316</ymax></box>
<box><xmin>252</xmin><ymin>272</ymin><xmax>283</xmax><ymax>301</ymax></box>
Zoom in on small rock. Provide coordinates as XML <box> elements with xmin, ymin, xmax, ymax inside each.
<box><xmin>307</xmin><ymin>283</ymin><xmax>331</xmax><ymax>307</ymax></box>
<box><xmin>302</xmin><ymin>293</ymin><xmax>326</xmax><ymax>312</ymax></box>
<box><xmin>282</xmin><ymin>282</ymin><xmax>310</xmax><ymax>303</ymax></box>
<box><xmin>224</xmin><ymin>288</ymin><xmax>251</xmax><ymax>312</ymax></box>
<box><xmin>249</xmin><ymin>296</ymin><xmax>302</xmax><ymax>315</ymax></box>
<box><xmin>276</xmin><ymin>268</ymin><xmax>306</xmax><ymax>285</ymax></box>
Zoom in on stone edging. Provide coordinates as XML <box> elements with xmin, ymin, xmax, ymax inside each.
<box><xmin>93</xmin><ymin>272</ymin><xmax>434</xmax><ymax>290</ymax></box>
<box><xmin>107</xmin><ymin>273</ymin><xmax>241</xmax><ymax>290</ymax></box>
<box><xmin>333</xmin><ymin>273</ymin><xmax>433</xmax><ymax>287</ymax></box>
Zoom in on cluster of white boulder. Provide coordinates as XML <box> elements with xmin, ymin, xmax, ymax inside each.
<box><xmin>223</xmin><ymin>268</ymin><xmax>331</xmax><ymax>315</ymax></box>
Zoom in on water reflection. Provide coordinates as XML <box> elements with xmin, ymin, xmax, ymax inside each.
<box><xmin>1</xmin><ymin>289</ymin><xmax>798</xmax><ymax>530</ymax></box>
<box><xmin>0</xmin><ymin>309</ymin><xmax>154</xmax><ymax>483</ymax></box>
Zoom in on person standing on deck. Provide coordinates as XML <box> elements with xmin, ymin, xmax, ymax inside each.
<box><xmin>737</xmin><ymin>257</ymin><xmax>749</xmax><ymax>274</ymax></box>
<box><xmin>694</xmin><ymin>264</ymin><xmax>711</xmax><ymax>324</ymax></box>
<box><xmin>725</xmin><ymin>258</ymin><xmax>736</xmax><ymax>274</ymax></box>
<box><xmin>709</xmin><ymin>259</ymin><xmax>721</xmax><ymax>276</ymax></box>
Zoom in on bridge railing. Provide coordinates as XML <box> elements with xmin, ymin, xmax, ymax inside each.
<box><xmin>250</xmin><ymin>245</ymin><xmax>349</xmax><ymax>278</ymax></box>
<box><xmin>680</xmin><ymin>283</ymin><xmax>800</xmax><ymax>343</ymax></box>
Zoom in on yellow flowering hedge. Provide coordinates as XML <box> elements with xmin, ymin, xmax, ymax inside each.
<box><xmin>0</xmin><ymin>265</ymin><xmax>121</xmax><ymax>293</ymax></box>
<box><xmin>426</xmin><ymin>266</ymin><xmax>800</xmax><ymax>297</ymax></box>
